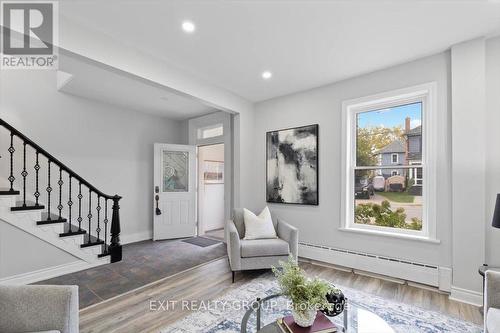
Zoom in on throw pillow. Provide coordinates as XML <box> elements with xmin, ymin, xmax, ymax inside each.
<box><xmin>243</xmin><ymin>206</ymin><xmax>277</xmax><ymax>240</ymax></box>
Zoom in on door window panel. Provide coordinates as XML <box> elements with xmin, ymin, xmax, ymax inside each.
<box><xmin>162</xmin><ymin>151</ymin><xmax>189</xmax><ymax>192</ymax></box>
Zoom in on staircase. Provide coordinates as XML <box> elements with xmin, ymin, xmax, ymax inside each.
<box><xmin>0</xmin><ymin>119</ymin><xmax>122</xmax><ymax>267</ymax></box>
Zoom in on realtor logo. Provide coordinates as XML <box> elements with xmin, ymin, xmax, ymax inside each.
<box><xmin>1</xmin><ymin>1</ymin><xmax>58</xmax><ymax>69</ymax></box>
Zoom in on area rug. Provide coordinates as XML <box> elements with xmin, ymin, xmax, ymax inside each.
<box><xmin>162</xmin><ymin>273</ymin><xmax>482</xmax><ymax>333</ymax></box>
<box><xmin>183</xmin><ymin>236</ymin><xmax>222</xmax><ymax>247</ymax></box>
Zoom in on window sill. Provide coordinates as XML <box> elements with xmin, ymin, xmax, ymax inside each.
<box><xmin>338</xmin><ymin>227</ymin><xmax>441</xmax><ymax>244</ymax></box>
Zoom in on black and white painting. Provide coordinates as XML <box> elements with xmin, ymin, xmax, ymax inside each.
<box><xmin>266</xmin><ymin>124</ymin><xmax>318</xmax><ymax>205</ymax></box>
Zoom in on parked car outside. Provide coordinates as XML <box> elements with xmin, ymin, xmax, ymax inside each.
<box><xmin>355</xmin><ymin>175</ymin><xmax>374</xmax><ymax>199</ymax></box>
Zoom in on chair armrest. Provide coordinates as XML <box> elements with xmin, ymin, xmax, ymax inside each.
<box><xmin>0</xmin><ymin>285</ymin><xmax>79</xmax><ymax>333</ymax></box>
<box><xmin>486</xmin><ymin>270</ymin><xmax>500</xmax><ymax>310</ymax></box>
<box><xmin>277</xmin><ymin>219</ymin><xmax>298</xmax><ymax>261</ymax></box>
<box><xmin>226</xmin><ymin>220</ymin><xmax>242</xmax><ymax>270</ymax></box>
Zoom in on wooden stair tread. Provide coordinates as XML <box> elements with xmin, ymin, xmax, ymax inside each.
<box><xmin>59</xmin><ymin>223</ymin><xmax>86</xmax><ymax>237</ymax></box>
<box><xmin>0</xmin><ymin>188</ymin><xmax>20</xmax><ymax>195</ymax></box>
<box><xmin>11</xmin><ymin>201</ymin><xmax>44</xmax><ymax>211</ymax></box>
<box><xmin>37</xmin><ymin>213</ymin><xmax>67</xmax><ymax>225</ymax></box>
<box><xmin>81</xmin><ymin>234</ymin><xmax>104</xmax><ymax>248</ymax></box>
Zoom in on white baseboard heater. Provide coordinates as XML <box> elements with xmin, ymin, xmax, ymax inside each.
<box><xmin>299</xmin><ymin>242</ymin><xmax>451</xmax><ymax>292</ymax></box>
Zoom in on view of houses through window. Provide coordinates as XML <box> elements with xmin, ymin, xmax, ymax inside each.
<box><xmin>354</xmin><ymin>102</ymin><xmax>423</xmax><ymax>231</ymax></box>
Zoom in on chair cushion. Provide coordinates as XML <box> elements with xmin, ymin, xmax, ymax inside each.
<box><xmin>241</xmin><ymin>238</ymin><xmax>289</xmax><ymax>258</ymax></box>
<box><xmin>488</xmin><ymin>307</ymin><xmax>500</xmax><ymax>333</ymax></box>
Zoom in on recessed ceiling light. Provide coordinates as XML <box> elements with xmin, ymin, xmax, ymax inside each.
<box><xmin>262</xmin><ymin>71</ymin><xmax>272</xmax><ymax>80</ymax></box>
<box><xmin>182</xmin><ymin>21</ymin><xmax>196</xmax><ymax>33</ymax></box>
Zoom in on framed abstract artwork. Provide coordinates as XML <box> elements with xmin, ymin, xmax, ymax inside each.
<box><xmin>266</xmin><ymin>124</ymin><xmax>319</xmax><ymax>205</ymax></box>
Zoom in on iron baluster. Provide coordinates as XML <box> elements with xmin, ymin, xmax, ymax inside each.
<box><xmin>96</xmin><ymin>196</ymin><xmax>101</xmax><ymax>241</ymax></box>
<box><xmin>87</xmin><ymin>189</ymin><xmax>92</xmax><ymax>244</ymax></box>
<box><xmin>103</xmin><ymin>199</ymin><xmax>108</xmax><ymax>254</ymax></box>
<box><xmin>21</xmin><ymin>142</ymin><xmax>27</xmax><ymax>206</ymax></box>
<box><xmin>8</xmin><ymin>133</ymin><xmax>15</xmax><ymax>191</ymax></box>
<box><xmin>34</xmin><ymin>151</ymin><xmax>40</xmax><ymax>206</ymax></box>
<box><xmin>58</xmin><ymin>168</ymin><xmax>63</xmax><ymax>219</ymax></box>
<box><xmin>46</xmin><ymin>160</ymin><xmax>52</xmax><ymax>220</ymax></box>
<box><xmin>68</xmin><ymin>176</ymin><xmax>73</xmax><ymax>233</ymax></box>
<box><xmin>77</xmin><ymin>182</ymin><xmax>83</xmax><ymax>231</ymax></box>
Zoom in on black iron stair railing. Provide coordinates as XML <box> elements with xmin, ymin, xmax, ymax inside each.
<box><xmin>0</xmin><ymin>118</ymin><xmax>122</xmax><ymax>263</ymax></box>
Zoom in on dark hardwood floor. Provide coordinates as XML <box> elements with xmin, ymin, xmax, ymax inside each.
<box><xmin>35</xmin><ymin>238</ymin><xmax>226</xmax><ymax>308</ymax></box>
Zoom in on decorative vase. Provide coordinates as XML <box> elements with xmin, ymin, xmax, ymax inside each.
<box><xmin>321</xmin><ymin>288</ymin><xmax>346</xmax><ymax>317</ymax></box>
<box><xmin>292</xmin><ymin>307</ymin><xmax>317</xmax><ymax>327</ymax></box>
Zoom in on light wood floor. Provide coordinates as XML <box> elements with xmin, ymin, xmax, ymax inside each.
<box><xmin>80</xmin><ymin>257</ymin><xmax>483</xmax><ymax>333</ymax></box>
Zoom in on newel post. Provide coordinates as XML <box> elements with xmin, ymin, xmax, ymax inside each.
<box><xmin>109</xmin><ymin>195</ymin><xmax>122</xmax><ymax>263</ymax></box>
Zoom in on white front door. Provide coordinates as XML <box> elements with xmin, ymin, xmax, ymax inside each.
<box><xmin>153</xmin><ymin>143</ymin><xmax>197</xmax><ymax>240</ymax></box>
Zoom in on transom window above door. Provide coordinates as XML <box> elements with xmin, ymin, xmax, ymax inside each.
<box><xmin>197</xmin><ymin>123</ymin><xmax>223</xmax><ymax>139</ymax></box>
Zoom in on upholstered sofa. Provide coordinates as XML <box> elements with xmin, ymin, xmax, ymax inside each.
<box><xmin>0</xmin><ymin>285</ymin><xmax>79</xmax><ymax>333</ymax></box>
<box><xmin>485</xmin><ymin>270</ymin><xmax>500</xmax><ymax>333</ymax></box>
<box><xmin>226</xmin><ymin>208</ymin><xmax>298</xmax><ymax>282</ymax></box>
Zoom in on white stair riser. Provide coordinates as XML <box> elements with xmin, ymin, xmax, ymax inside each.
<box><xmin>39</xmin><ymin>223</ymin><xmax>65</xmax><ymax>234</ymax></box>
<box><xmin>0</xmin><ymin>196</ymin><xmax>15</xmax><ymax>207</ymax></box>
<box><xmin>0</xmin><ymin>193</ymin><xmax>108</xmax><ymax>265</ymax></box>
<box><xmin>60</xmin><ymin>234</ymin><xmax>85</xmax><ymax>245</ymax></box>
<box><xmin>82</xmin><ymin>245</ymin><xmax>103</xmax><ymax>255</ymax></box>
<box><xmin>10</xmin><ymin>210</ymin><xmax>42</xmax><ymax>221</ymax></box>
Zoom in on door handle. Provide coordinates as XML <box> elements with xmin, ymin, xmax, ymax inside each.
<box><xmin>155</xmin><ymin>194</ymin><xmax>162</xmax><ymax>215</ymax></box>
<box><xmin>154</xmin><ymin>186</ymin><xmax>161</xmax><ymax>215</ymax></box>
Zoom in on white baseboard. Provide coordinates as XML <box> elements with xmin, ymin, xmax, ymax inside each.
<box><xmin>121</xmin><ymin>230</ymin><xmax>152</xmax><ymax>244</ymax></box>
<box><xmin>0</xmin><ymin>259</ymin><xmax>109</xmax><ymax>285</ymax></box>
<box><xmin>450</xmin><ymin>286</ymin><xmax>483</xmax><ymax>307</ymax></box>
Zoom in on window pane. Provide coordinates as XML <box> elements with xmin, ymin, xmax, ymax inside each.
<box><xmin>354</xmin><ymin>168</ymin><xmax>423</xmax><ymax>231</ymax></box>
<box><xmin>197</xmin><ymin>124</ymin><xmax>223</xmax><ymax>139</ymax></box>
<box><xmin>356</xmin><ymin>102</ymin><xmax>422</xmax><ymax>167</ymax></box>
<box><xmin>162</xmin><ymin>151</ymin><xmax>189</xmax><ymax>192</ymax></box>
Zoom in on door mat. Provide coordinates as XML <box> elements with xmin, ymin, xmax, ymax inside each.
<box><xmin>182</xmin><ymin>236</ymin><xmax>221</xmax><ymax>247</ymax></box>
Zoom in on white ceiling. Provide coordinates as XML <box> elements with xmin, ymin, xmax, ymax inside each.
<box><xmin>58</xmin><ymin>53</ymin><xmax>216</xmax><ymax>120</ymax></box>
<box><xmin>60</xmin><ymin>1</ymin><xmax>500</xmax><ymax>102</ymax></box>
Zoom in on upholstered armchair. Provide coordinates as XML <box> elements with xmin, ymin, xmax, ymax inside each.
<box><xmin>485</xmin><ymin>270</ymin><xmax>500</xmax><ymax>333</ymax></box>
<box><xmin>226</xmin><ymin>208</ymin><xmax>299</xmax><ymax>282</ymax></box>
<box><xmin>0</xmin><ymin>285</ymin><xmax>79</xmax><ymax>333</ymax></box>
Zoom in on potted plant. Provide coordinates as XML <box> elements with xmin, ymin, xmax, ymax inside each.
<box><xmin>272</xmin><ymin>257</ymin><xmax>333</xmax><ymax>327</ymax></box>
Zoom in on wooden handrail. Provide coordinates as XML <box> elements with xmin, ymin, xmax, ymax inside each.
<box><xmin>0</xmin><ymin>119</ymin><xmax>119</xmax><ymax>200</ymax></box>
<box><xmin>1</xmin><ymin>118</ymin><xmax>122</xmax><ymax>262</ymax></box>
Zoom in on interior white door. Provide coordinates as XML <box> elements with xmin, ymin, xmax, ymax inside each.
<box><xmin>153</xmin><ymin>143</ymin><xmax>197</xmax><ymax>240</ymax></box>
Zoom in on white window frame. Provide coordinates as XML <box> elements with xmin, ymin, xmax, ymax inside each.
<box><xmin>391</xmin><ymin>170</ymin><xmax>398</xmax><ymax>176</ymax></box>
<box><xmin>410</xmin><ymin>161</ymin><xmax>423</xmax><ymax>185</ymax></box>
<box><xmin>391</xmin><ymin>153</ymin><xmax>399</xmax><ymax>164</ymax></box>
<box><xmin>340</xmin><ymin>83</ymin><xmax>438</xmax><ymax>241</ymax></box>
<box><xmin>197</xmin><ymin>123</ymin><xmax>224</xmax><ymax>140</ymax></box>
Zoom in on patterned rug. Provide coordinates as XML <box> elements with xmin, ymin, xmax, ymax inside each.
<box><xmin>162</xmin><ymin>273</ymin><xmax>483</xmax><ymax>333</ymax></box>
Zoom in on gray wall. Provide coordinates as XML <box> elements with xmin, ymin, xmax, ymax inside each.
<box><xmin>0</xmin><ymin>69</ymin><xmax>186</xmax><ymax>278</ymax></box>
<box><xmin>0</xmin><ymin>221</ymin><xmax>79</xmax><ymax>279</ymax></box>
<box><xmin>252</xmin><ymin>52</ymin><xmax>452</xmax><ymax>268</ymax></box>
<box><xmin>486</xmin><ymin>36</ymin><xmax>500</xmax><ymax>267</ymax></box>
<box><xmin>451</xmin><ymin>38</ymin><xmax>486</xmax><ymax>295</ymax></box>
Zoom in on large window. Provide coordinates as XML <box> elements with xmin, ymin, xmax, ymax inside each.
<box><xmin>342</xmin><ymin>84</ymin><xmax>437</xmax><ymax>240</ymax></box>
